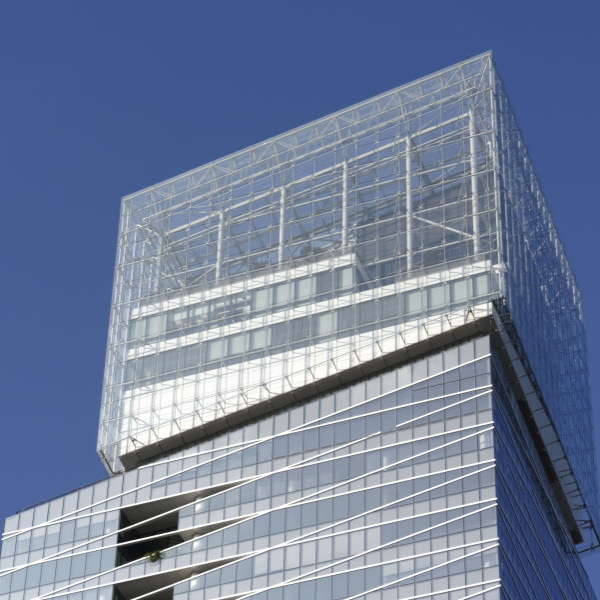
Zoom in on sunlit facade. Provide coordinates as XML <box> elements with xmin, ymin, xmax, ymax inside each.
<box><xmin>1</xmin><ymin>52</ymin><xmax>598</xmax><ymax>600</ymax></box>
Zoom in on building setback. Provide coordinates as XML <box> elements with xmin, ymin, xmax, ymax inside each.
<box><xmin>1</xmin><ymin>52</ymin><xmax>598</xmax><ymax>600</ymax></box>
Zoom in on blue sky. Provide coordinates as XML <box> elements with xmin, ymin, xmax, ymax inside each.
<box><xmin>1</xmin><ymin>0</ymin><xmax>599</xmax><ymax>591</ymax></box>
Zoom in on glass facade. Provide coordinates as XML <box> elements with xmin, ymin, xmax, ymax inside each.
<box><xmin>1</xmin><ymin>53</ymin><xmax>598</xmax><ymax>599</ymax></box>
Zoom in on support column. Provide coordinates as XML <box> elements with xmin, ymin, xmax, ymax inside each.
<box><xmin>216</xmin><ymin>211</ymin><xmax>224</xmax><ymax>280</ymax></box>
<box><xmin>406</xmin><ymin>137</ymin><xmax>413</xmax><ymax>272</ymax></box>
<box><xmin>278</xmin><ymin>187</ymin><xmax>286</xmax><ymax>265</ymax></box>
<box><xmin>342</xmin><ymin>162</ymin><xmax>348</xmax><ymax>248</ymax></box>
<box><xmin>469</xmin><ymin>109</ymin><xmax>480</xmax><ymax>255</ymax></box>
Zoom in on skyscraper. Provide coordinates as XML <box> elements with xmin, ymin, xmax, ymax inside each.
<box><xmin>1</xmin><ymin>51</ymin><xmax>598</xmax><ymax>599</ymax></box>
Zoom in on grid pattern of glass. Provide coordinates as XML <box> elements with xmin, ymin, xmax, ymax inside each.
<box><xmin>99</xmin><ymin>54</ymin><xmax>501</xmax><ymax>474</ymax></box>
<box><xmin>3</xmin><ymin>337</ymin><xmax>595</xmax><ymax>599</ymax></box>
<box><xmin>493</xmin><ymin>75</ymin><xmax>597</xmax><ymax>525</ymax></box>
<box><xmin>3</xmin><ymin>339</ymin><xmax>505</xmax><ymax>600</ymax></box>
<box><xmin>490</xmin><ymin>349</ymin><xmax>596</xmax><ymax>599</ymax></box>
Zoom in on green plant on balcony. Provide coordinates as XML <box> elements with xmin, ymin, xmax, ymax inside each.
<box><xmin>144</xmin><ymin>550</ymin><xmax>163</xmax><ymax>563</ymax></box>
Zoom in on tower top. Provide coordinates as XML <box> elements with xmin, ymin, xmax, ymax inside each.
<box><xmin>97</xmin><ymin>56</ymin><xmax>596</xmax><ymax>543</ymax></box>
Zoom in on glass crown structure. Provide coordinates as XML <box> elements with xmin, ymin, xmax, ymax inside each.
<box><xmin>2</xmin><ymin>52</ymin><xmax>598</xmax><ymax>600</ymax></box>
<box><xmin>99</xmin><ymin>53</ymin><xmax>595</xmax><ymax>525</ymax></box>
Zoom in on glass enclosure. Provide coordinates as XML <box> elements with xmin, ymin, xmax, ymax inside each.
<box><xmin>98</xmin><ymin>53</ymin><xmax>596</xmax><ymax>541</ymax></box>
<box><xmin>99</xmin><ymin>54</ymin><xmax>501</xmax><ymax>474</ymax></box>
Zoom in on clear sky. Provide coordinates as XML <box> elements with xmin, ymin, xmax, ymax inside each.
<box><xmin>1</xmin><ymin>0</ymin><xmax>599</xmax><ymax>592</ymax></box>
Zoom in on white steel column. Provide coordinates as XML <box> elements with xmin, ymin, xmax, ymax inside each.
<box><xmin>216</xmin><ymin>211</ymin><xmax>224</xmax><ymax>280</ymax></box>
<box><xmin>406</xmin><ymin>137</ymin><xmax>413</xmax><ymax>272</ymax></box>
<box><xmin>342</xmin><ymin>162</ymin><xmax>349</xmax><ymax>248</ymax></box>
<box><xmin>278</xmin><ymin>187</ymin><xmax>286</xmax><ymax>265</ymax></box>
<box><xmin>469</xmin><ymin>110</ymin><xmax>481</xmax><ymax>254</ymax></box>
